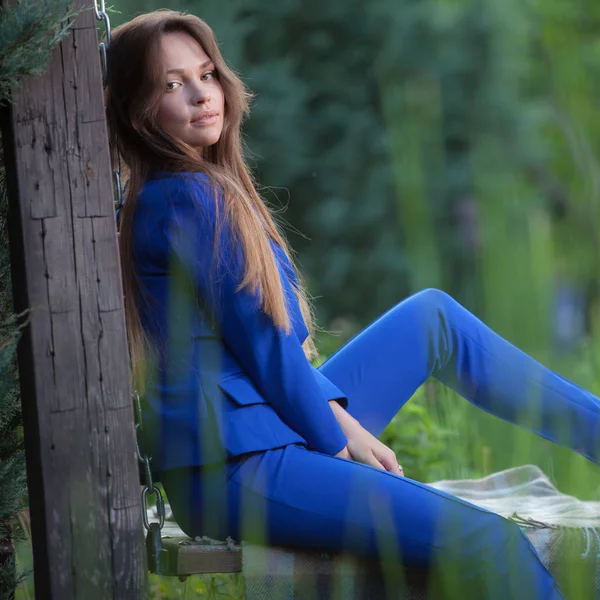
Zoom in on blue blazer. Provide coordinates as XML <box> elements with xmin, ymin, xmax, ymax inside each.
<box><xmin>132</xmin><ymin>172</ymin><xmax>349</xmax><ymax>472</ymax></box>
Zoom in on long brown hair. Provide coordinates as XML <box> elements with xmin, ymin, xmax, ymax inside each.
<box><xmin>104</xmin><ymin>9</ymin><xmax>319</xmax><ymax>391</ymax></box>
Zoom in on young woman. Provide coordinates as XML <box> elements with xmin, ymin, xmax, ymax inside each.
<box><xmin>105</xmin><ymin>9</ymin><xmax>598</xmax><ymax>599</ymax></box>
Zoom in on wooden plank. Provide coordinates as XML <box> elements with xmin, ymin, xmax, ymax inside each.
<box><xmin>160</xmin><ymin>537</ymin><xmax>242</xmax><ymax>576</ymax></box>
<box><xmin>49</xmin><ymin>310</ymin><xmax>85</xmax><ymax>412</ymax></box>
<box><xmin>0</xmin><ymin>3</ymin><xmax>147</xmax><ymax>598</ymax></box>
<box><xmin>157</xmin><ymin>522</ymin><xmax>242</xmax><ymax>576</ymax></box>
<box><xmin>93</xmin><ymin>216</ymin><xmax>124</xmax><ymax>312</ymax></box>
<box><xmin>73</xmin><ymin>216</ymin><xmax>102</xmax><ymax>403</ymax></box>
<box><xmin>61</xmin><ymin>26</ymin><xmax>114</xmax><ymax>219</ymax></box>
<box><xmin>99</xmin><ymin>309</ymin><xmax>132</xmax><ymax>410</ymax></box>
<box><xmin>49</xmin><ymin>409</ymin><xmax>113</xmax><ymax>598</ymax></box>
<box><xmin>43</xmin><ymin>216</ymin><xmax>77</xmax><ymax>314</ymax></box>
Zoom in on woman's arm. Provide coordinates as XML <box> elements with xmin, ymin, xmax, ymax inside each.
<box><xmin>162</xmin><ymin>176</ymin><xmax>347</xmax><ymax>456</ymax></box>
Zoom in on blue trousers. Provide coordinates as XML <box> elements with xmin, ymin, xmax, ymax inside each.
<box><xmin>163</xmin><ymin>289</ymin><xmax>600</xmax><ymax>599</ymax></box>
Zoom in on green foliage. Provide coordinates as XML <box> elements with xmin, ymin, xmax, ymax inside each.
<box><xmin>380</xmin><ymin>388</ymin><xmax>458</xmax><ymax>483</ymax></box>
<box><xmin>0</xmin><ymin>0</ymin><xmax>82</xmax><ymax>105</ymax></box>
<box><xmin>148</xmin><ymin>572</ymin><xmax>243</xmax><ymax>599</ymax></box>
<box><xmin>0</xmin><ymin>172</ymin><xmax>27</xmax><ymax>597</ymax></box>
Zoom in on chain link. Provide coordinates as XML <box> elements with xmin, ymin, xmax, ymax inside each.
<box><xmin>93</xmin><ymin>0</ymin><xmax>110</xmax><ymax>82</ymax></box>
<box><xmin>142</xmin><ymin>486</ymin><xmax>166</xmax><ymax>530</ymax></box>
<box><xmin>94</xmin><ymin>0</ymin><xmax>124</xmax><ymax>214</ymax></box>
<box><xmin>93</xmin><ymin>0</ymin><xmax>106</xmax><ymax>21</ymax></box>
<box><xmin>133</xmin><ymin>392</ymin><xmax>166</xmax><ymax>532</ymax></box>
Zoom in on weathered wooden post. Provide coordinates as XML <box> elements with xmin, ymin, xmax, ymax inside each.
<box><xmin>0</xmin><ymin>2</ymin><xmax>147</xmax><ymax>598</ymax></box>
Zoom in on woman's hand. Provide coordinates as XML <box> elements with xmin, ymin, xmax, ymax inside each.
<box><xmin>329</xmin><ymin>401</ymin><xmax>404</xmax><ymax>476</ymax></box>
<box><xmin>346</xmin><ymin>424</ymin><xmax>404</xmax><ymax>475</ymax></box>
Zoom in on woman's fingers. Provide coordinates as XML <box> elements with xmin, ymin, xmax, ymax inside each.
<box><xmin>355</xmin><ymin>449</ymin><xmax>405</xmax><ymax>476</ymax></box>
<box><xmin>374</xmin><ymin>447</ymin><xmax>404</xmax><ymax>476</ymax></box>
<box><xmin>362</xmin><ymin>451</ymin><xmax>386</xmax><ymax>471</ymax></box>
<box><xmin>339</xmin><ymin>417</ymin><xmax>405</xmax><ymax>476</ymax></box>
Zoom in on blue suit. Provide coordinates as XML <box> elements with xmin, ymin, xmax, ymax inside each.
<box><xmin>133</xmin><ymin>172</ymin><xmax>600</xmax><ymax>599</ymax></box>
<box><xmin>133</xmin><ymin>171</ymin><xmax>348</xmax><ymax>471</ymax></box>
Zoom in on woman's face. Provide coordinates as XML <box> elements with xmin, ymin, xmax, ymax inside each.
<box><xmin>156</xmin><ymin>31</ymin><xmax>224</xmax><ymax>151</ymax></box>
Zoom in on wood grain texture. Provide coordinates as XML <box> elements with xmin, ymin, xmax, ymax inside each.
<box><xmin>1</xmin><ymin>4</ymin><xmax>148</xmax><ymax>598</ymax></box>
<box><xmin>160</xmin><ymin>537</ymin><xmax>242</xmax><ymax>576</ymax></box>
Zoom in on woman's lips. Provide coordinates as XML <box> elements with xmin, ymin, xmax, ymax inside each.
<box><xmin>191</xmin><ymin>114</ymin><xmax>218</xmax><ymax>126</ymax></box>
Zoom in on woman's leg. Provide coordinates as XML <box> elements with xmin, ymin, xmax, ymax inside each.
<box><xmin>163</xmin><ymin>444</ymin><xmax>565</xmax><ymax>600</ymax></box>
<box><xmin>318</xmin><ymin>288</ymin><xmax>600</xmax><ymax>463</ymax></box>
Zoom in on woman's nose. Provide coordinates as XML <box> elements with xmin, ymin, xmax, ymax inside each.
<box><xmin>193</xmin><ymin>83</ymin><xmax>211</xmax><ymax>104</ymax></box>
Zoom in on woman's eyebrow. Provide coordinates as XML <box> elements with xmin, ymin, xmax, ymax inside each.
<box><xmin>167</xmin><ymin>59</ymin><xmax>213</xmax><ymax>75</ymax></box>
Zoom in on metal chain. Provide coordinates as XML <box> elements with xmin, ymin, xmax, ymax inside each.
<box><xmin>94</xmin><ymin>2</ymin><xmax>165</xmax><ymax>535</ymax></box>
<box><xmin>94</xmin><ymin>0</ymin><xmax>124</xmax><ymax>215</ymax></box>
<box><xmin>134</xmin><ymin>390</ymin><xmax>166</xmax><ymax>531</ymax></box>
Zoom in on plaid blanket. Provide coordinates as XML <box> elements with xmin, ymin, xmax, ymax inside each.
<box><xmin>431</xmin><ymin>464</ymin><xmax>600</xmax><ymax>529</ymax></box>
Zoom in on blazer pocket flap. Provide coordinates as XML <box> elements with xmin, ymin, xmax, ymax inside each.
<box><xmin>218</xmin><ymin>374</ymin><xmax>267</xmax><ymax>406</ymax></box>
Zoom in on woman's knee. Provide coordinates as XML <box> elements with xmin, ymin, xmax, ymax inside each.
<box><xmin>410</xmin><ymin>288</ymin><xmax>456</xmax><ymax>311</ymax></box>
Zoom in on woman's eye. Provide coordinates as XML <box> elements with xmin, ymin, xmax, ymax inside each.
<box><xmin>166</xmin><ymin>70</ymin><xmax>215</xmax><ymax>90</ymax></box>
